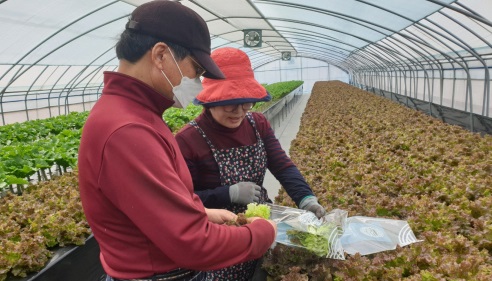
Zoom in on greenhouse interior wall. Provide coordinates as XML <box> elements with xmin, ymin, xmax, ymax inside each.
<box><xmin>351</xmin><ymin>66</ymin><xmax>492</xmax><ymax>134</ymax></box>
<box><xmin>254</xmin><ymin>57</ymin><xmax>349</xmax><ymax>93</ymax></box>
<box><xmin>355</xmin><ymin>72</ymin><xmax>491</xmax><ymax>116</ymax></box>
<box><xmin>1</xmin><ymin>90</ymin><xmax>100</xmax><ymax>126</ymax></box>
<box><xmin>1</xmin><ymin>63</ymin><xmax>108</xmax><ymax>125</ymax></box>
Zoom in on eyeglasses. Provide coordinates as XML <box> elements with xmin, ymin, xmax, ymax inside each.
<box><xmin>222</xmin><ymin>103</ymin><xmax>256</xmax><ymax>112</ymax></box>
<box><xmin>189</xmin><ymin>56</ymin><xmax>206</xmax><ymax>78</ymax></box>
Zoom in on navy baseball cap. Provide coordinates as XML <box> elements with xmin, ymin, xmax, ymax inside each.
<box><xmin>126</xmin><ymin>0</ymin><xmax>225</xmax><ymax>79</ymax></box>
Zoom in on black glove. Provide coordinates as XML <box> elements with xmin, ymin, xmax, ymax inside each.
<box><xmin>299</xmin><ymin>196</ymin><xmax>326</xmax><ymax>219</ymax></box>
<box><xmin>229</xmin><ymin>182</ymin><xmax>261</xmax><ymax>205</ymax></box>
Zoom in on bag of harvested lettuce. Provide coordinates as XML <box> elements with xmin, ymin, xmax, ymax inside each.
<box><xmin>267</xmin><ymin>203</ymin><xmax>347</xmax><ymax>260</ymax></box>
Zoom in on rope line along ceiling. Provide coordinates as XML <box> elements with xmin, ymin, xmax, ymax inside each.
<box><xmin>1</xmin><ymin>0</ymin><xmax>492</xmax><ymax>125</ymax></box>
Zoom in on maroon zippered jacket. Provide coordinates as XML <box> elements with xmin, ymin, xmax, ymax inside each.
<box><xmin>77</xmin><ymin>71</ymin><xmax>275</xmax><ymax>279</ymax></box>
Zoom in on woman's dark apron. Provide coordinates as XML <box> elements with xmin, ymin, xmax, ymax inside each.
<box><xmin>190</xmin><ymin>113</ymin><xmax>270</xmax><ymax>281</ymax></box>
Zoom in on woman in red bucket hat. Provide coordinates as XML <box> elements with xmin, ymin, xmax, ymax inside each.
<box><xmin>175</xmin><ymin>47</ymin><xmax>327</xmax><ymax>280</ymax></box>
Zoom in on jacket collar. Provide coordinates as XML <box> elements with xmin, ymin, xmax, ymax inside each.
<box><xmin>102</xmin><ymin>71</ymin><xmax>174</xmax><ymax>116</ymax></box>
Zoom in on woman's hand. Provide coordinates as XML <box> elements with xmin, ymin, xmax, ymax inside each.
<box><xmin>205</xmin><ymin>208</ymin><xmax>237</xmax><ymax>224</ymax></box>
<box><xmin>299</xmin><ymin>196</ymin><xmax>327</xmax><ymax>219</ymax></box>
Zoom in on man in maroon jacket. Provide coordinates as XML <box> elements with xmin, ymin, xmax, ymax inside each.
<box><xmin>77</xmin><ymin>1</ymin><xmax>277</xmax><ymax>281</ymax></box>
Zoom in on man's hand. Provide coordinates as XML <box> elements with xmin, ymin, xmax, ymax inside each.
<box><xmin>205</xmin><ymin>208</ymin><xmax>237</xmax><ymax>224</ymax></box>
<box><xmin>248</xmin><ymin>217</ymin><xmax>278</xmax><ymax>236</ymax></box>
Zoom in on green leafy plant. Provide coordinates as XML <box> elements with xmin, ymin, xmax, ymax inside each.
<box><xmin>0</xmin><ymin>171</ymin><xmax>90</xmax><ymax>279</ymax></box>
<box><xmin>254</xmin><ymin>80</ymin><xmax>303</xmax><ymax>112</ymax></box>
<box><xmin>244</xmin><ymin>203</ymin><xmax>271</xmax><ymax>219</ymax></box>
<box><xmin>163</xmin><ymin>105</ymin><xmax>203</xmax><ymax>133</ymax></box>
<box><xmin>269</xmin><ymin>81</ymin><xmax>492</xmax><ymax>280</ymax></box>
<box><xmin>286</xmin><ymin>224</ymin><xmax>335</xmax><ymax>257</ymax></box>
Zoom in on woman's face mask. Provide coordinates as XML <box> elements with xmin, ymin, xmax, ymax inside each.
<box><xmin>161</xmin><ymin>50</ymin><xmax>203</xmax><ymax>108</ymax></box>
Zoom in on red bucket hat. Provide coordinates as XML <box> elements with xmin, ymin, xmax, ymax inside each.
<box><xmin>194</xmin><ymin>47</ymin><xmax>271</xmax><ymax>106</ymax></box>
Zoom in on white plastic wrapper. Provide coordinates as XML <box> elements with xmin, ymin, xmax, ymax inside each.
<box><xmin>267</xmin><ymin>204</ymin><xmax>422</xmax><ymax>259</ymax></box>
<box><xmin>340</xmin><ymin>216</ymin><xmax>423</xmax><ymax>256</ymax></box>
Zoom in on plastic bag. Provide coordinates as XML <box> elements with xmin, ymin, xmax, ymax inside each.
<box><xmin>267</xmin><ymin>203</ymin><xmax>347</xmax><ymax>260</ymax></box>
<box><xmin>267</xmin><ymin>204</ymin><xmax>422</xmax><ymax>259</ymax></box>
<box><xmin>340</xmin><ymin>216</ymin><xmax>423</xmax><ymax>256</ymax></box>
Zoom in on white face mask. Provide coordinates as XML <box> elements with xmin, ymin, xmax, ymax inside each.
<box><xmin>161</xmin><ymin>50</ymin><xmax>203</xmax><ymax>108</ymax></box>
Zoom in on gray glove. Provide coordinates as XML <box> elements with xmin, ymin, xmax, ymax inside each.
<box><xmin>299</xmin><ymin>196</ymin><xmax>326</xmax><ymax>219</ymax></box>
<box><xmin>229</xmin><ymin>182</ymin><xmax>261</xmax><ymax>205</ymax></box>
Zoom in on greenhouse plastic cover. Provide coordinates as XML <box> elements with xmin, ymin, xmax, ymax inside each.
<box><xmin>0</xmin><ymin>0</ymin><xmax>460</xmax><ymax>67</ymax></box>
<box><xmin>268</xmin><ymin>204</ymin><xmax>422</xmax><ymax>259</ymax></box>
